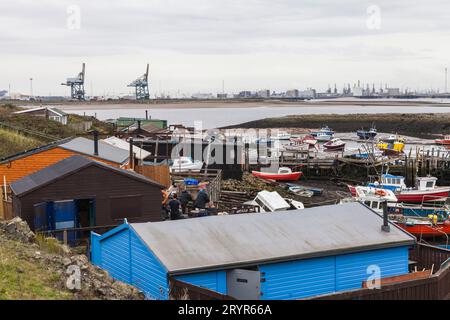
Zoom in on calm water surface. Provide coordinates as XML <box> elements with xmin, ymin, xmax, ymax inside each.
<box><xmin>64</xmin><ymin>105</ymin><xmax>450</xmax><ymax>129</ymax></box>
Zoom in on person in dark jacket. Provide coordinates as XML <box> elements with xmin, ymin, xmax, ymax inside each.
<box><xmin>179</xmin><ymin>189</ymin><xmax>193</xmax><ymax>216</ymax></box>
<box><xmin>168</xmin><ymin>193</ymin><xmax>182</xmax><ymax>220</ymax></box>
<box><xmin>194</xmin><ymin>189</ymin><xmax>210</xmax><ymax>210</ymax></box>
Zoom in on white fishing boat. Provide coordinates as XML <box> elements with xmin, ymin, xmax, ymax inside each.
<box><xmin>354</xmin><ymin>186</ymin><xmax>398</xmax><ymax>214</ymax></box>
<box><xmin>272</xmin><ymin>132</ymin><xmax>292</xmax><ymax>140</ymax></box>
<box><xmin>323</xmin><ymin>138</ymin><xmax>346</xmax><ymax>151</ymax></box>
<box><xmin>170</xmin><ymin>157</ymin><xmax>204</xmax><ymax>173</ymax></box>
<box><xmin>315</xmin><ymin>132</ymin><xmax>333</xmax><ymax>142</ymax></box>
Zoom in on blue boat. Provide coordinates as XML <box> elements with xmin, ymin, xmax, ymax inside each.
<box><xmin>357</xmin><ymin>127</ymin><xmax>377</xmax><ymax>140</ymax></box>
<box><xmin>388</xmin><ymin>204</ymin><xmax>450</xmax><ymax>219</ymax></box>
<box><xmin>311</xmin><ymin>126</ymin><xmax>334</xmax><ymax>136</ymax></box>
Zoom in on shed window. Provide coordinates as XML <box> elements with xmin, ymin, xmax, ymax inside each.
<box><xmin>110</xmin><ymin>195</ymin><xmax>143</xmax><ymax>219</ymax></box>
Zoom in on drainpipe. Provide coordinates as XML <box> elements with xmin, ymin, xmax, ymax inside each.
<box><xmin>381</xmin><ymin>200</ymin><xmax>390</xmax><ymax>232</ymax></box>
<box><xmin>129</xmin><ymin>138</ymin><xmax>134</xmax><ymax>170</ymax></box>
<box><xmin>93</xmin><ymin>130</ymin><xmax>99</xmax><ymax>156</ymax></box>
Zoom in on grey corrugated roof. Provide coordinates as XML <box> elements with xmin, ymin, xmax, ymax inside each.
<box><xmin>131</xmin><ymin>203</ymin><xmax>415</xmax><ymax>275</ymax></box>
<box><xmin>59</xmin><ymin>137</ymin><xmax>129</xmax><ymax>164</ymax></box>
<box><xmin>10</xmin><ymin>155</ymin><xmax>164</xmax><ymax>196</ymax></box>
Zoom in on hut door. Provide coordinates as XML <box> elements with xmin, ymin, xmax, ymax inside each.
<box><xmin>33</xmin><ymin>202</ymin><xmax>48</xmax><ymax>232</ymax></box>
<box><xmin>53</xmin><ymin>200</ymin><xmax>78</xmax><ymax>244</ymax></box>
<box><xmin>226</xmin><ymin>269</ymin><xmax>261</xmax><ymax>300</ymax></box>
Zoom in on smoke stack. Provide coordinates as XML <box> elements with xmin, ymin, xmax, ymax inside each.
<box><xmin>93</xmin><ymin>130</ymin><xmax>99</xmax><ymax>156</ymax></box>
<box><xmin>381</xmin><ymin>201</ymin><xmax>390</xmax><ymax>232</ymax></box>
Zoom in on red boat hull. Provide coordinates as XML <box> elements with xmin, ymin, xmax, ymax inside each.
<box><xmin>435</xmin><ymin>140</ymin><xmax>450</xmax><ymax>145</ymax></box>
<box><xmin>396</xmin><ymin>190</ymin><xmax>450</xmax><ymax>203</ymax></box>
<box><xmin>252</xmin><ymin>171</ymin><xmax>302</xmax><ymax>181</ymax></box>
<box><xmin>395</xmin><ymin>223</ymin><xmax>450</xmax><ymax>237</ymax></box>
<box><xmin>348</xmin><ymin>185</ymin><xmax>357</xmax><ymax>196</ymax></box>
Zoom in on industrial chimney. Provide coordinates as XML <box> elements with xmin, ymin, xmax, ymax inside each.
<box><xmin>93</xmin><ymin>130</ymin><xmax>99</xmax><ymax>156</ymax></box>
<box><xmin>381</xmin><ymin>201</ymin><xmax>390</xmax><ymax>232</ymax></box>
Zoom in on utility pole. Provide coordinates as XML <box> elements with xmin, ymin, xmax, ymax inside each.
<box><xmin>445</xmin><ymin>67</ymin><xmax>448</xmax><ymax>93</ymax></box>
<box><xmin>29</xmin><ymin>78</ymin><xmax>33</xmax><ymax>99</ymax></box>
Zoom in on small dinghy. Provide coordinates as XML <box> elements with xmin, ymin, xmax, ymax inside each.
<box><xmin>323</xmin><ymin>138</ymin><xmax>346</xmax><ymax>151</ymax></box>
<box><xmin>252</xmin><ymin>167</ymin><xmax>302</xmax><ymax>181</ymax></box>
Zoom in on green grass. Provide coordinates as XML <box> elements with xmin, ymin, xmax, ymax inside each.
<box><xmin>0</xmin><ymin>128</ymin><xmax>43</xmax><ymax>159</ymax></box>
<box><xmin>0</xmin><ymin>240</ymin><xmax>71</xmax><ymax>300</ymax></box>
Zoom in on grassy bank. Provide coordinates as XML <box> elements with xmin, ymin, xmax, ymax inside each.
<box><xmin>225</xmin><ymin>113</ymin><xmax>450</xmax><ymax>139</ymax></box>
<box><xmin>0</xmin><ymin>237</ymin><xmax>71</xmax><ymax>300</ymax></box>
<box><xmin>0</xmin><ymin>103</ymin><xmax>114</xmax><ymax>159</ymax></box>
<box><xmin>0</xmin><ymin>128</ymin><xmax>43</xmax><ymax>159</ymax></box>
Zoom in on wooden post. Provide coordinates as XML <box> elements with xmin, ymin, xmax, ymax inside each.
<box><xmin>63</xmin><ymin>230</ymin><xmax>68</xmax><ymax>246</ymax></box>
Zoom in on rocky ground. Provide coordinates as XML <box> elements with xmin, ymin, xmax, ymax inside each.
<box><xmin>0</xmin><ymin>217</ymin><xmax>144</xmax><ymax>300</ymax></box>
<box><xmin>222</xmin><ymin>173</ymin><xmax>351</xmax><ymax>208</ymax></box>
<box><xmin>224</xmin><ymin>113</ymin><xmax>450</xmax><ymax>139</ymax></box>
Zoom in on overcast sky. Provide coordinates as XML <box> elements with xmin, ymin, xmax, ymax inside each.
<box><xmin>1</xmin><ymin>0</ymin><xmax>450</xmax><ymax>97</ymax></box>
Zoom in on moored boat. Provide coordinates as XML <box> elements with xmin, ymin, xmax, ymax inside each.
<box><xmin>357</xmin><ymin>127</ymin><xmax>377</xmax><ymax>140</ymax></box>
<box><xmin>435</xmin><ymin>135</ymin><xmax>450</xmax><ymax>146</ymax></box>
<box><xmin>323</xmin><ymin>138</ymin><xmax>346</xmax><ymax>151</ymax></box>
<box><xmin>310</xmin><ymin>126</ymin><xmax>334</xmax><ymax>142</ymax></box>
<box><xmin>291</xmin><ymin>135</ymin><xmax>318</xmax><ymax>147</ymax></box>
<box><xmin>252</xmin><ymin>167</ymin><xmax>302</xmax><ymax>181</ymax></box>
<box><xmin>272</xmin><ymin>132</ymin><xmax>291</xmax><ymax>140</ymax></box>
<box><xmin>170</xmin><ymin>157</ymin><xmax>204</xmax><ymax>173</ymax></box>
<box><xmin>393</xmin><ymin>218</ymin><xmax>450</xmax><ymax>237</ymax></box>
<box><xmin>349</xmin><ymin>174</ymin><xmax>450</xmax><ymax>203</ymax></box>
<box><xmin>244</xmin><ymin>190</ymin><xmax>304</xmax><ymax>212</ymax></box>
<box><xmin>377</xmin><ymin>137</ymin><xmax>405</xmax><ymax>155</ymax></box>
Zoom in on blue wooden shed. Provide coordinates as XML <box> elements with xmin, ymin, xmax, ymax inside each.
<box><xmin>91</xmin><ymin>202</ymin><xmax>416</xmax><ymax>300</ymax></box>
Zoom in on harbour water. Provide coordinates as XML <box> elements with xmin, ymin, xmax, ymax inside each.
<box><xmin>61</xmin><ymin>104</ymin><xmax>450</xmax><ymax>129</ymax></box>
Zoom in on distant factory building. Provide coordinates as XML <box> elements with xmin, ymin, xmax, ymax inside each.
<box><xmin>237</xmin><ymin>91</ymin><xmax>253</xmax><ymax>98</ymax></box>
<box><xmin>285</xmin><ymin>89</ymin><xmax>299</xmax><ymax>98</ymax></box>
<box><xmin>387</xmin><ymin>88</ymin><xmax>401</xmax><ymax>96</ymax></box>
<box><xmin>353</xmin><ymin>87</ymin><xmax>365</xmax><ymax>97</ymax></box>
<box><xmin>191</xmin><ymin>93</ymin><xmax>214</xmax><ymax>99</ymax></box>
<box><xmin>298</xmin><ymin>89</ymin><xmax>316</xmax><ymax>99</ymax></box>
<box><xmin>91</xmin><ymin>203</ymin><xmax>415</xmax><ymax>300</ymax></box>
<box><xmin>257</xmin><ymin>90</ymin><xmax>271</xmax><ymax>98</ymax></box>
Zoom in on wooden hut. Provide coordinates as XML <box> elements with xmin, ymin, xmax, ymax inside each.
<box><xmin>10</xmin><ymin>155</ymin><xmax>164</xmax><ymax>232</ymax></box>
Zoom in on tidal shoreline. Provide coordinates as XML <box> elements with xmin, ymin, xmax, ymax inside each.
<box><xmin>224</xmin><ymin>113</ymin><xmax>450</xmax><ymax>139</ymax></box>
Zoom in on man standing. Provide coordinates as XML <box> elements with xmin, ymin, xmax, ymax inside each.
<box><xmin>194</xmin><ymin>188</ymin><xmax>210</xmax><ymax>217</ymax></box>
<box><xmin>179</xmin><ymin>189</ymin><xmax>193</xmax><ymax>216</ymax></box>
<box><xmin>168</xmin><ymin>193</ymin><xmax>182</xmax><ymax>220</ymax></box>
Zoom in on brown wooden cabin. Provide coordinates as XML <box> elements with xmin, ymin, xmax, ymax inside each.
<box><xmin>10</xmin><ymin>155</ymin><xmax>164</xmax><ymax>232</ymax></box>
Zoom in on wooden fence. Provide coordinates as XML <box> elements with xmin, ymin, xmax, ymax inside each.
<box><xmin>169</xmin><ymin>278</ymin><xmax>235</xmax><ymax>300</ymax></box>
<box><xmin>171</xmin><ymin>169</ymin><xmax>222</xmax><ymax>203</ymax></box>
<box><xmin>0</xmin><ymin>185</ymin><xmax>12</xmax><ymax>220</ymax></box>
<box><xmin>135</xmin><ymin>164</ymin><xmax>171</xmax><ymax>188</ymax></box>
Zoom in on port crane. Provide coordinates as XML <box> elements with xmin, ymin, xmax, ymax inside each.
<box><xmin>128</xmin><ymin>64</ymin><xmax>150</xmax><ymax>100</ymax></box>
<box><xmin>61</xmin><ymin>63</ymin><xmax>86</xmax><ymax>100</ymax></box>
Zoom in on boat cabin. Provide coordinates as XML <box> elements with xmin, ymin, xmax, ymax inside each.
<box><xmin>415</xmin><ymin>176</ymin><xmax>437</xmax><ymax>191</ymax></box>
<box><xmin>354</xmin><ymin>186</ymin><xmax>397</xmax><ymax>214</ymax></box>
<box><xmin>369</xmin><ymin>174</ymin><xmax>407</xmax><ymax>192</ymax></box>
